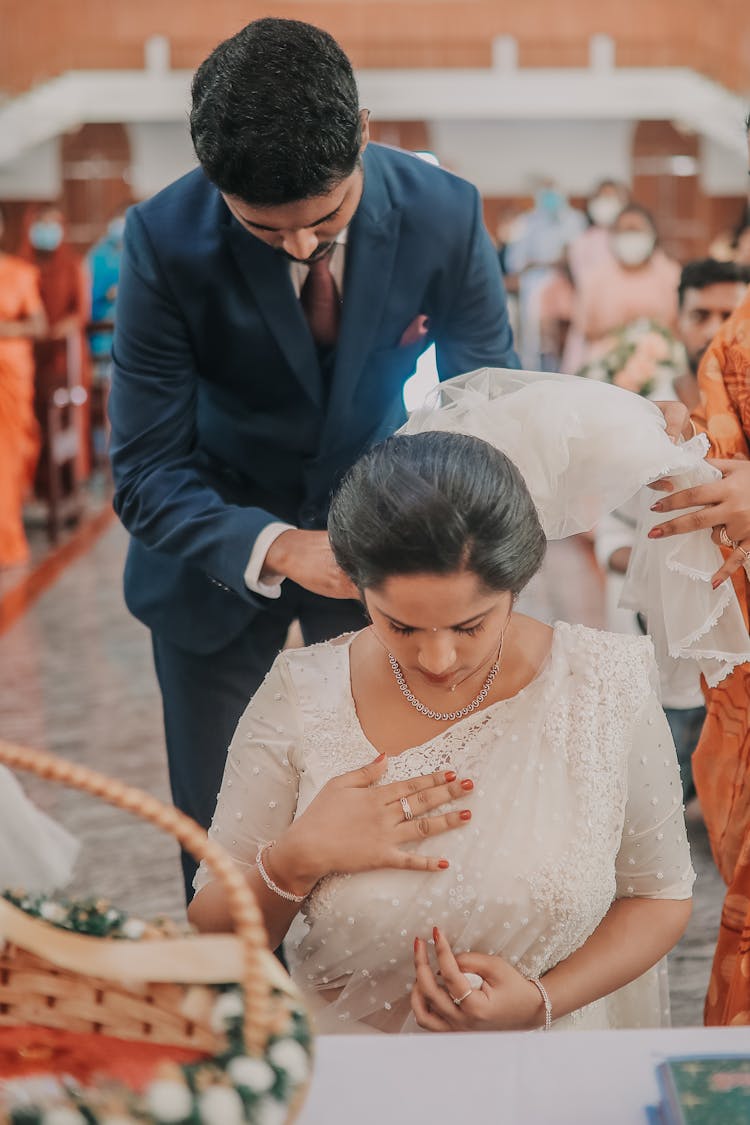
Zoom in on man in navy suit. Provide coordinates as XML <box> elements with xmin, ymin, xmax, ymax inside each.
<box><xmin>109</xmin><ymin>18</ymin><xmax>518</xmax><ymax>895</ymax></box>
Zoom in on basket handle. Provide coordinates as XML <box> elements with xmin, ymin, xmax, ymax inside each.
<box><xmin>0</xmin><ymin>739</ymin><xmax>273</xmax><ymax>1056</ymax></box>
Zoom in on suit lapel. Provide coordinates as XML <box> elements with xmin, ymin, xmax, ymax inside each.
<box><xmin>224</xmin><ymin>216</ymin><xmax>323</xmax><ymax>407</ymax></box>
<box><xmin>325</xmin><ymin>152</ymin><xmax>401</xmax><ymax>430</ymax></box>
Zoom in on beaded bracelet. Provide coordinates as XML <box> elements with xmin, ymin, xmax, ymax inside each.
<box><xmin>529</xmin><ymin>976</ymin><xmax>552</xmax><ymax>1031</ymax></box>
<box><xmin>255</xmin><ymin>841</ymin><xmax>306</xmax><ymax>903</ymax></box>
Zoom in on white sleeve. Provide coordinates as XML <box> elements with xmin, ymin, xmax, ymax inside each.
<box><xmin>615</xmin><ymin>691</ymin><xmax>695</xmax><ymax>900</ymax></box>
<box><xmin>193</xmin><ymin>653</ymin><xmax>302</xmax><ymax>894</ymax></box>
<box><xmin>243</xmin><ymin>522</ymin><xmax>296</xmax><ymax>598</ymax></box>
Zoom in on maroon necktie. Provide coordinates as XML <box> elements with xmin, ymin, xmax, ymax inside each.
<box><xmin>300</xmin><ymin>253</ymin><xmax>341</xmax><ymax>349</ymax></box>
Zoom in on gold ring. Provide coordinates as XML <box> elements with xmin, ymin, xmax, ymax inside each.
<box><xmin>450</xmin><ymin>988</ymin><xmax>473</xmax><ymax>1006</ymax></box>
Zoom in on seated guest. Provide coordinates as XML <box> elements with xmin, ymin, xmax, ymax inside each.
<box><xmin>190</xmin><ymin>431</ymin><xmax>694</xmax><ymax>1034</ymax></box>
<box><xmin>573</xmin><ymin>204</ymin><xmax>680</xmax><ymax>367</ymax></box>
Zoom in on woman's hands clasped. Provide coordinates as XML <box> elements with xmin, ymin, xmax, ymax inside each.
<box><xmin>271</xmin><ymin>754</ymin><xmax>474</xmax><ymax>895</ymax></box>
<box><xmin>411</xmin><ymin>926</ymin><xmax>544</xmax><ymax>1033</ymax></box>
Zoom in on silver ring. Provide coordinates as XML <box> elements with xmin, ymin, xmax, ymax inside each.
<box><xmin>450</xmin><ymin>988</ymin><xmax>473</xmax><ymax>1006</ymax></box>
<box><xmin>400</xmin><ymin>796</ymin><xmax>414</xmax><ymax>821</ymax></box>
<box><xmin>719</xmin><ymin>526</ymin><xmax>738</xmax><ymax>550</ymax></box>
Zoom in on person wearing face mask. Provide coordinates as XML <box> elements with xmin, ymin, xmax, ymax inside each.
<box><xmin>568</xmin><ymin>180</ymin><xmax>629</xmax><ymax>286</ymax></box>
<box><xmin>21</xmin><ymin>205</ymin><xmax>92</xmax><ymax>487</ymax></box>
<box><xmin>561</xmin><ymin>180</ymin><xmax>629</xmax><ymax>373</ymax></box>
<box><xmin>504</xmin><ymin>178</ymin><xmax>586</xmax><ymax>369</ymax></box>
<box><xmin>572</xmin><ymin>203</ymin><xmax>681</xmax><ymax>368</ymax></box>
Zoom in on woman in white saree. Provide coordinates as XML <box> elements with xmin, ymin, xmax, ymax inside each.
<box><xmin>190</xmin><ymin>390</ymin><xmax>698</xmax><ymax>1035</ymax></box>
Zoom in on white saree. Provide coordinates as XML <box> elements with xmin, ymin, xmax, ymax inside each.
<box><xmin>195</xmin><ymin>624</ymin><xmax>694</xmax><ymax>1034</ymax></box>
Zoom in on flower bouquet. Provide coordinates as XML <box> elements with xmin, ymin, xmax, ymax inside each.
<box><xmin>578</xmin><ymin>318</ymin><xmax>687</xmax><ymax>399</ymax></box>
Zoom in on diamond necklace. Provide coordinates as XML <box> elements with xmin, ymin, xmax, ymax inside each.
<box><xmin>387</xmin><ymin>636</ymin><xmax>503</xmax><ymax>722</ymax></box>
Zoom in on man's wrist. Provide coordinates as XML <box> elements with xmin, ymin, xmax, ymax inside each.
<box><xmin>260</xmin><ymin>528</ymin><xmax>298</xmax><ymax>583</ymax></box>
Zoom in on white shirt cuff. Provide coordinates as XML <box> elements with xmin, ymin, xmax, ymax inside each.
<box><xmin>244</xmin><ymin>522</ymin><xmax>296</xmax><ymax>598</ymax></box>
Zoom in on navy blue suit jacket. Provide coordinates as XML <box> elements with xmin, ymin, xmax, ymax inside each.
<box><xmin>109</xmin><ymin>144</ymin><xmax>518</xmax><ymax>653</ymax></box>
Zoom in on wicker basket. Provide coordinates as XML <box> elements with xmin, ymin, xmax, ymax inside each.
<box><xmin>0</xmin><ymin>738</ymin><xmax>312</xmax><ymax>1124</ymax></box>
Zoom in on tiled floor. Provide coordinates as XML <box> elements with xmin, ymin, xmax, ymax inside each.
<box><xmin>0</xmin><ymin>524</ymin><xmax>724</xmax><ymax>1025</ymax></box>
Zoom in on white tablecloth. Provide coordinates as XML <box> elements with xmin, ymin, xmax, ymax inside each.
<box><xmin>297</xmin><ymin>1027</ymin><xmax>750</xmax><ymax>1124</ymax></box>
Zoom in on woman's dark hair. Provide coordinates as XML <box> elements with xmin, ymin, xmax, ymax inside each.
<box><xmin>328</xmin><ymin>432</ymin><xmax>547</xmax><ymax>595</ymax></box>
<box><xmin>190</xmin><ymin>18</ymin><xmax>362</xmax><ymax>205</ymax></box>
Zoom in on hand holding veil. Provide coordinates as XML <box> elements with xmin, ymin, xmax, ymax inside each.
<box><xmin>399</xmin><ymin>368</ymin><xmax>750</xmax><ymax>689</ymax></box>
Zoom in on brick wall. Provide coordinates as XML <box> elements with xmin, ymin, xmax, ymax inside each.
<box><xmin>2</xmin><ymin>0</ymin><xmax>749</xmax><ymax>95</ymax></box>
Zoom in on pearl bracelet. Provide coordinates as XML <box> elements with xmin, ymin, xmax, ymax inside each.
<box><xmin>255</xmin><ymin>841</ymin><xmax>306</xmax><ymax>903</ymax></box>
<box><xmin>529</xmin><ymin>976</ymin><xmax>552</xmax><ymax>1031</ymax></box>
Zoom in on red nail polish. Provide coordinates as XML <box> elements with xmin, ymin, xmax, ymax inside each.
<box><xmin>374</xmin><ymin>753</ymin><xmax>386</xmax><ymax>762</ymax></box>
<box><xmin>460</xmin><ymin>810</ymin><xmax>472</xmax><ymax>821</ymax></box>
<box><xmin>433</xmin><ymin>926</ymin><xmax>440</xmax><ymax>944</ymax></box>
<box><xmin>437</xmin><ymin>859</ymin><xmax>450</xmax><ymax>869</ymax></box>
<box><xmin>650</xmin><ymin>502</ymin><xmax>662</xmax><ymax>512</ymax></box>
<box><xmin>712</xmin><ymin>578</ymin><xmax>722</xmax><ymax>589</ymax></box>
<box><xmin>414</xmin><ymin>937</ymin><xmax>420</xmax><ymax>953</ymax></box>
<box><xmin>648</xmin><ymin>528</ymin><xmax>664</xmax><ymax>539</ymax></box>
<box><xmin>445</xmin><ymin>770</ymin><xmax>457</xmax><ymax>783</ymax></box>
<box><xmin>461</xmin><ymin>779</ymin><xmax>474</xmax><ymax>791</ymax></box>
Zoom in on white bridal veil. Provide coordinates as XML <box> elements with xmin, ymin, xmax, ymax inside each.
<box><xmin>400</xmin><ymin>368</ymin><xmax>750</xmax><ymax>692</ymax></box>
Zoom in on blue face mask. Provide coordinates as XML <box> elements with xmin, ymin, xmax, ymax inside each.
<box><xmin>29</xmin><ymin>221</ymin><xmax>63</xmax><ymax>252</ymax></box>
<box><xmin>537</xmin><ymin>189</ymin><xmax>564</xmax><ymax>214</ymax></box>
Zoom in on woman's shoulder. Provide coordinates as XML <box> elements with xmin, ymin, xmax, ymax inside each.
<box><xmin>552</xmin><ymin>621</ymin><xmax>655</xmax><ymax>692</ymax></box>
<box><xmin>274</xmin><ymin>630</ymin><xmax>363</xmax><ymax>694</ymax></box>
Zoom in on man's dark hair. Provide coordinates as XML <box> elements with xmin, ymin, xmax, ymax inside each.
<box><xmin>190</xmin><ymin>18</ymin><xmax>362</xmax><ymax>205</ymax></box>
<box><xmin>678</xmin><ymin>258</ymin><xmax>750</xmax><ymax>306</ymax></box>
<box><xmin>328</xmin><ymin>432</ymin><xmax>546</xmax><ymax>595</ymax></box>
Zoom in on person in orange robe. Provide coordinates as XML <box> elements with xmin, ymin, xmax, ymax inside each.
<box><xmin>645</xmin><ymin>115</ymin><xmax>750</xmax><ymax>1025</ymax></box>
<box><xmin>19</xmin><ymin>205</ymin><xmax>92</xmax><ymax>488</ymax></box>
<box><xmin>0</xmin><ymin>208</ymin><xmax>47</xmax><ymax>567</ymax></box>
<box><xmin>686</xmin><ymin>289</ymin><xmax>750</xmax><ymax>1024</ymax></box>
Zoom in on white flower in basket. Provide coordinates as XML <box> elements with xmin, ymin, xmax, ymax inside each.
<box><xmin>145</xmin><ymin>1078</ymin><xmax>193</xmax><ymax>1123</ymax></box>
<box><xmin>227</xmin><ymin>1055</ymin><xmax>276</xmax><ymax>1093</ymax></box>
<box><xmin>197</xmin><ymin>1085</ymin><xmax>245</xmax><ymax>1125</ymax></box>
<box><xmin>268</xmin><ymin>1038</ymin><xmax>310</xmax><ymax>1084</ymax></box>
<box><xmin>210</xmin><ymin>988</ymin><xmax>245</xmax><ymax>1033</ymax></box>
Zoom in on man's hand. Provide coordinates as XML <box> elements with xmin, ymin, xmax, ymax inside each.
<box><xmin>262</xmin><ymin>528</ymin><xmax>359</xmax><ymax>599</ymax></box>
